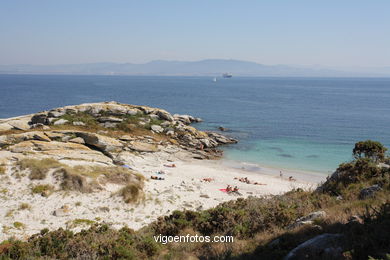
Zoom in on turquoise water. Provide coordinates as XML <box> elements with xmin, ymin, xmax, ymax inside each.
<box><xmin>223</xmin><ymin>138</ymin><xmax>352</xmax><ymax>174</ymax></box>
<box><xmin>0</xmin><ymin>75</ymin><xmax>389</xmax><ymax>174</ymax></box>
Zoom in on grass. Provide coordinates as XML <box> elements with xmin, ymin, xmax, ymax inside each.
<box><xmin>18</xmin><ymin>158</ymin><xmax>62</xmax><ymax>180</ymax></box>
<box><xmin>16</xmin><ymin>158</ymin><xmax>145</xmax><ymax>201</ymax></box>
<box><xmin>13</xmin><ymin>222</ymin><xmax>25</xmax><ymax>230</ymax></box>
<box><xmin>53</xmin><ymin>112</ymin><xmax>98</xmax><ymax>126</ymax></box>
<box><xmin>31</xmin><ymin>184</ymin><xmax>54</xmax><ymax>197</ymax></box>
<box><xmin>18</xmin><ymin>203</ymin><xmax>31</xmax><ymax>211</ymax></box>
<box><xmin>67</xmin><ymin>219</ymin><xmax>96</xmax><ymax>228</ymax></box>
<box><xmin>118</xmin><ymin>183</ymin><xmax>144</xmax><ymax>204</ymax></box>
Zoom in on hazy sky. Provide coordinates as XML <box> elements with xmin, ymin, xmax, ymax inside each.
<box><xmin>1</xmin><ymin>0</ymin><xmax>389</xmax><ymax>67</ymax></box>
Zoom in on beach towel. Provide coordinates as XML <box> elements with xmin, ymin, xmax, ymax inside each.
<box><xmin>219</xmin><ymin>189</ymin><xmax>228</xmax><ymax>192</ymax></box>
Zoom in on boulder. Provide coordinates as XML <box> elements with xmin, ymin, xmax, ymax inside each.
<box><xmin>0</xmin><ymin>123</ymin><xmax>13</xmax><ymax>132</ymax></box>
<box><xmin>30</xmin><ymin>113</ymin><xmax>48</xmax><ymax>125</ymax></box>
<box><xmin>53</xmin><ymin>205</ymin><xmax>71</xmax><ymax>217</ymax></box>
<box><xmin>287</xmin><ymin>211</ymin><xmax>326</xmax><ymax>230</ymax></box>
<box><xmin>73</xmin><ymin>121</ymin><xmax>86</xmax><ymax>126</ymax></box>
<box><xmin>127</xmin><ymin>109</ymin><xmax>140</xmax><ymax>116</ymax></box>
<box><xmin>166</xmin><ymin>130</ymin><xmax>175</xmax><ymax>136</ymax></box>
<box><xmin>128</xmin><ymin>141</ymin><xmax>158</xmax><ymax>152</ymax></box>
<box><xmin>97</xmin><ymin>117</ymin><xmax>123</xmax><ymax>123</ymax></box>
<box><xmin>359</xmin><ymin>184</ymin><xmax>382</xmax><ymax>199</ymax></box>
<box><xmin>151</xmin><ymin>125</ymin><xmax>164</xmax><ymax>133</ymax></box>
<box><xmin>119</xmin><ymin>135</ymin><xmax>134</xmax><ymax>141</ymax></box>
<box><xmin>174</xmin><ymin>114</ymin><xmax>192</xmax><ymax>125</ymax></box>
<box><xmin>157</xmin><ymin>110</ymin><xmax>174</xmax><ymax>122</ymax></box>
<box><xmin>284</xmin><ymin>233</ymin><xmax>345</xmax><ymax>260</ymax></box>
<box><xmin>218</xmin><ymin>126</ymin><xmax>228</xmax><ymax>132</ymax></box>
<box><xmin>149</xmin><ymin>114</ymin><xmax>160</xmax><ymax>120</ymax></box>
<box><xmin>161</xmin><ymin>121</ymin><xmax>171</xmax><ymax>127</ymax></box>
<box><xmin>7</xmin><ymin>119</ymin><xmax>31</xmax><ymax>131</ymax></box>
<box><xmin>100</xmin><ymin>122</ymin><xmax>118</xmax><ymax>128</ymax></box>
<box><xmin>44</xmin><ymin>131</ymin><xmax>65</xmax><ymax>140</ymax></box>
<box><xmin>76</xmin><ymin>132</ymin><xmax>123</xmax><ymax>154</ymax></box>
<box><xmin>48</xmin><ymin>109</ymin><xmax>66</xmax><ymax>118</ymax></box>
<box><xmin>53</xmin><ymin>119</ymin><xmax>69</xmax><ymax>125</ymax></box>
<box><xmin>69</xmin><ymin>137</ymin><xmax>85</xmax><ymax>144</ymax></box>
<box><xmin>207</xmin><ymin>132</ymin><xmax>238</xmax><ymax>144</ymax></box>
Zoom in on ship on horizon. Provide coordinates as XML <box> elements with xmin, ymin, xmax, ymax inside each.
<box><xmin>222</xmin><ymin>73</ymin><xmax>232</xmax><ymax>78</ymax></box>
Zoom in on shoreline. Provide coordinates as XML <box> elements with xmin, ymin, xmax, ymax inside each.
<box><xmin>0</xmin><ymin>102</ymin><xmax>325</xmax><ymax>241</ymax></box>
<box><xmin>218</xmin><ymin>158</ymin><xmax>329</xmax><ymax>184</ymax></box>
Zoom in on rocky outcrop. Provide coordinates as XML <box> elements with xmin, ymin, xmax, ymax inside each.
<box><xmin>359</xmin><ymin>184</ymin><xmax>382</xmax><ymax>199</ymax></box>
<box><xmin>284</xmin><ymin>233</ymin><xmax>345</xmax><ymax>260</ymax></box>
<box><xmin>75</xmin><ymin>132</ymin><xmax>123</xmax><ymax>156</ymax></box>
<box><xmin>287</xmin><ymin>211</ymin><xmax>326</xmax><ymax>229</ymax></box>
<box><xmin>128</xmin><ymin>141</ymin><xmax>159</xmax><ymax>153</ymax></box>
<box><xmin>1</xmin><ymin>101</ymin><xmax>238</xmax><ymax>166</ymax></box>
<box><xmin>20</xmin><ymin>102</ymin><xmax>237</xmax><ymax>155</ymax></box>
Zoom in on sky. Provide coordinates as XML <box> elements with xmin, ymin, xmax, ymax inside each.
<box><xmin>0</xmin><ymin>0</ymin><xmax>389</xmax><ymax>67</ymax></box>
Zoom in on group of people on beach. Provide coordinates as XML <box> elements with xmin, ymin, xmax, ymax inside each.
<box><xmin>226</xmin><ymin>185</ymin><xmax>240</xmax><ymax>193</ymax></box>
<box><xmin>280</xmin><ymin>171</ymin><xmax>297</xmax><ymax>181</ymax></box>
<box><xmin>234</xmin><ymin>177</ymin><xmax>266</xmax><ymax>186</ymax></box>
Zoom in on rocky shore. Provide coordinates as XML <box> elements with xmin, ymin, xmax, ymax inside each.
<box><xmin>0</xmin><ymin>102</ymin><xmax>312</xmax><ymax>241</ymax></box>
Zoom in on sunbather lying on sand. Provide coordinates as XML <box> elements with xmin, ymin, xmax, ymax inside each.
<box><xmin>157</xmin><ymin>170</ymin><xmax>166</xmax><ymax>174</ymax></box>
<box><xmin>151</xmin><ymin>176</ymin><xmax>165</xmax><ymax>180</ymax></box>
<box><xmin>289</xmin><ymin>176</ymin><xmax>296</xmax><ymax>181</ymax></box>
<box><xmin>164</xmin><ymin>163</ymin><xmax>176</xmax><ymax>168</ymax></box>
<box><xmin>201</xmin><ymin>178</ymin><xmax>214</xmax><ymax>182</ymax></box>
<box><xmin>235</xmin><ymin>177</ymin><xmax>266</xmax><ymax>185</ymax></box>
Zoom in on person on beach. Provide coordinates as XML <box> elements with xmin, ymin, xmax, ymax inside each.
<box><xmin>226</xmin><ymin>185</ymin><xmax>232</xmax><ymax>192</ymax></box>
<box><xmin>151</xmin><ymin>176</ymin><xmax>164</xmax><ymax>180</ymax></box>
<box><xmin>233</xmin><ymin>186</ymin><xmax>239</xmax><ymax>192</ymax></box>
<box><xmin>280</xmin><ymin>171</ymin><xmax>283</xmax><ymax>178</ymax></box>
<box><xmin>288</xmin><ymin>176</ymin><xmax>296</xmax><ymax>181</ymax></box>
<box><xmin>164</xmin><ymin>163</ymin><xmax>176</xmax><ymax>168</ymax></box>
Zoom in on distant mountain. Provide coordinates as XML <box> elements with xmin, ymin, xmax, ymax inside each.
<box><xmin>0</xmin><ymin>59</ymin><xmax>389</xmax><ymax>77</ymax></box>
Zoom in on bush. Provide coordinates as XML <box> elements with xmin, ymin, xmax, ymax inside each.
<box><xmin>353</xmin><ymin>140</ymin><xmax>387</xmax><ymax>162</ymax></box>
<box><xmin>18</xmin><ymin>158</ymin><xmax>62</xmax><ymax>180</ymax></box>
<box><xmin>31</xmin><ymin>184</ymin><xmax>54</xmax><ymax>197</ymax></box>
<box><xmin>118</xmin><ymin>183</ymin><xmax>144</xmax><ymax>204</ymax></box>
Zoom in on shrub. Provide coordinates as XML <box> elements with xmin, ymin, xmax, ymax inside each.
<box><xmin>118</xmin><ymin>184</ymin><xmax>144</xmax><ymax>204</ymax></box>
<box><xmin>0</xmin><ymin>165</ymin><xmax>5</xmax><ymax>175</ymax></box>
<box><xmin>18</xmin><ymin>158</ymin><xmax>62</xmax><ymax>180</ymax></box>
<box><xmin>13</xmin><ymin>222</ymin><xmax>25</xmax><ymax>230</ymax></box>
<box><xmin>31</xmin><ymin>184</ymin><xmax>54</xmax><ymax>197</ymax></box>
<box><xmin>53</xmin><ymin>112</ymin><xmax>98</xmax><ymax>126</ymax></box>
<box><xmin>18</xmin><ymin>203</ymin><xmax>31</xmax><ymax>211</ymax></box>
<box><xmin>353</xmin><ymin>140</ymin><xmax>387</xmax><ymax>162</ymax></box>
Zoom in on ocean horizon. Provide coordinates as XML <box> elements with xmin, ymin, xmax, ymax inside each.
<box><xmin>1</xmin><ymin>74</ymin><xmax>389</xmax><ymax>174</ymax></box>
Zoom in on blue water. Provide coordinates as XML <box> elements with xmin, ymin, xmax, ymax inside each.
<box><xmin>1</xmin><ymin>74</ymin><xmax>389</xmax><ymax>174</ymax></box>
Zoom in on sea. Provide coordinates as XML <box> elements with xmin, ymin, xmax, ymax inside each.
<box><xmin>1</xmin><ymin>74</ymin><xmax>389</xmax><ymax>175</ymax></box>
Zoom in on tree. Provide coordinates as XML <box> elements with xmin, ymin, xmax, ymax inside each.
<box><xmin>352</xmin><ymin>140</ymin><xmax>387</xmax><ymax>162</ymax></box>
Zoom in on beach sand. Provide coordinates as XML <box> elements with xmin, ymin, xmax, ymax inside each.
<box><xmin>0</xmin><ymin>150</ymin><xmax>326</xmax><ymax>241</ymax></box>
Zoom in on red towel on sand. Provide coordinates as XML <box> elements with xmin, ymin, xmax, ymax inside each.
<box><xmin>219</xmin><ymin>189</ymin><xmax>227</xmax><ymax>192</ymax></box>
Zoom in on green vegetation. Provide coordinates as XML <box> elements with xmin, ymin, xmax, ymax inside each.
<box><xmin>31</xmin><ymin>184</ymin><xmax>54</xmax><ymax>197</ymax></box>
<box><xmin>67</xmin><ymin>219</ymin><xmax>96</xmax><ymax>228</ymax></box>
<box><xmin>18</xmin><ymin>158</ymin><xmax>144</xmax><ymax>202</ymax></box>
<box><xmin>353</xmin><ymin>140</ymin><xmax>387</xmax><ymax>162</ymax></box>
<box><xmin>54</xmin><ymin>112</ymin><xmax>98</xmax><ymax>126</ymax></box>
<box><xmin>52</xmin><ymin>110</ymin><xmax>166</xmax><ymax>135</ymax></box>
<box><xmin>13</xmin><ymin>222</ymin><xmax>25</xmax><ymax>230</ymax></box>
<box><xmin>118</xmin><ymin>183</ymin><xmax>145</xmax><ymax>204</ymax></box>
<box><xmin>0</xmin><ymin>165</ymin><xmax>5</xmax><ymax>175</ymax></box>
<box><xmin>18</xmin><ymin>158</ymin><xmax>62</xmax><ymax>180</ymax></box>
<box><xmin>1</xmin><ymin>141</ymin><xmax>389</xmax><ymax>259</ymax></box>
<box><xmin>18</xmin><ymin>203</ymin><xmax>31</xmax><ymax>211</ymax></box>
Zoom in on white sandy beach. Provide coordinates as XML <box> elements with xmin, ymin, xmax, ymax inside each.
<box><xmin>0</xmin><ymin>148</ymin><xmax>325</xmax><ymax>241</ymax></box>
